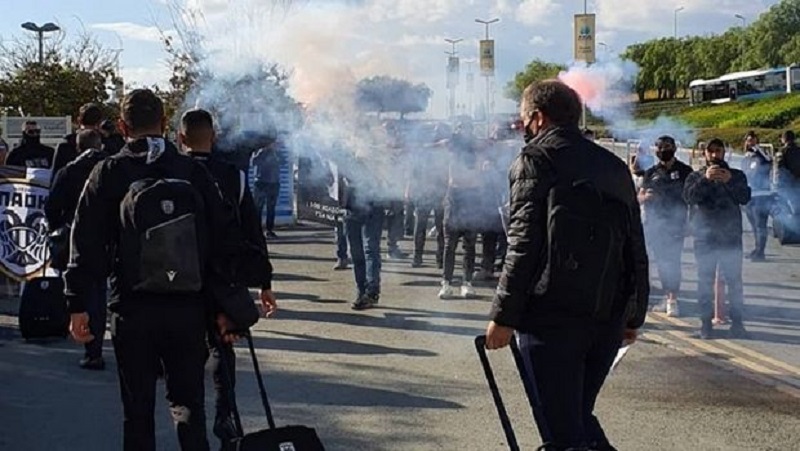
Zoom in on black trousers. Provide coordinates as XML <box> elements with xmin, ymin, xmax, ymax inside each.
<box><xmin>111</xmin><ymin>304</ymin><xmax>209</xmax><ymax>451</ymax></box>
<box><xmin>413</xmin><ymin>201</ymin><xmax>444</xmax><ymax>264</ymax></box>
<box><xmin>480</xmin><ymin>232</ymin><xmax>500</xmax><ymax>272</ymax></box>
<box><xmin>645</xmin><ymin>225</ymin><xmax>684</xmax><ymax>294</ymax></box>
<box><xmin>694</xmin><ymin>240</ymin><xmax>745</xmax><ymax>323</ymax></box>
<box><xmin>208</xmin><ymin>338</ymin><xmax>236</xmax><ymax>423</ymax></box>
<box><xmin>443</xmin><ymin>226</ymin><xmax>477</xmax><ymax>283</ymax></box>
<box><xmin>255</xmin><ymin>183</ymin><xmax>281</xmax><ymax>232</ymax></box>
<box><xmin>517</xmin><ymin>321</ymin><xmax>624</xmax><ymax>450</ymax></box>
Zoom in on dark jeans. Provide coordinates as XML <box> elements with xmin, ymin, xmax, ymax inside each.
<box><xmin>517</xmin><ymin>321</ymin><xmax>624</xmax><ymax>450</ymax></box>
<box><xmin>413</xmin><ymin>202</ymin><xmax>444</xmax><ymax>264</ymax></box>
<box><xmin>111</xmin><ymin>304</ymin><xmax>209</xmax><ymax>451</ymax></box>
<box><xmin>386</xmin><ymin>201</ymin><xmax>405</xmax><ymax>252</ymax></box>
<box><xmin>443</xmin><ymin>226</ymin><xmax>477</xmax><ymax>283</ymax></box>
<box><xmin>480</xmin><ymin>232</ymin><xmax>500</xmax><ymax>272</ymax></box>
<box><xmin>745</xmin><ymin>199</ymin><xmax>771</xmax><ymax>255</ymax></box>
<box><xmin>645</xmin><ymin>226</ymin><xmax>684</xmax><ymax>294</ymax></box>
<box><xmin>345</xmin><ymin>207</ymin><xmax>385</xmax><ymax>297</ymax></box>
<box><xmin>85</xmin><ymin>281</ymin><xmax>108</xmax><ymax>359</ymax></box>
<box><xmin>694</xmin><ymin>240</ymin><xmax>745</xmax><ymax>323</ymax></box>
<box><xmin>335</xmin><ymin>220</ymin><xmax>348</xmax><ymax>260</ymax></box>
<box><xmin>254</xmin><ymin>183</ymin><xmax>281</xmax><ymax>232</ymax></box>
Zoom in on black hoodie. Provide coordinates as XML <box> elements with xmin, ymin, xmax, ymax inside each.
<box><xmin>6</xmin><ymin>136</ymin><xmax>54</xmax><ymax>169</ymax></box>
<box><xmin>64</xmin><ymin>137</ymin><xmax>243</xmax><ymax>313</ymax></box>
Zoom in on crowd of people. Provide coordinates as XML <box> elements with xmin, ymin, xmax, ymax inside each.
<box><xmin>3</xmin><ymin>78</ymin><xmax>799</xmax><ymax>450</ymax></box>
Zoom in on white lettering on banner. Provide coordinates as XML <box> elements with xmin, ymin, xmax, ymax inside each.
<box><xmin>0</xmin><ymin>179</ymin><xmax>50</xmax><ymax>281</ymax></box>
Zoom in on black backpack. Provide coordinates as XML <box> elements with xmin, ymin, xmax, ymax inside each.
<box><xmin>118</xmin><ymin>162</ymin><xmax>207</xmax><ymax>294</ymax></box>
<box><xmin>530</xmin><ymin>148</ymin><xmax>630</xmax><ymax>321</ymax></box>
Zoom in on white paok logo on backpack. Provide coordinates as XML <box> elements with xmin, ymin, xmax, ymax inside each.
<box><xmin>119</xmin><ymin>172</ymin><xmax>206</xmax><ymax>294</ymax></box>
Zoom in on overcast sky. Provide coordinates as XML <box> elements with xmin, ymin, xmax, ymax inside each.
<box><xmin>1</xmin><ymin>0</ymin><xmax>780</xmax><ymax>116</ymax></box>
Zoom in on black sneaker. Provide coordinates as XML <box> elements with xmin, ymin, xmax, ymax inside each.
<box><xmin>749</xmin><ymin>253</ymin><xmax>766</xmax><ymax>262</ymax></box>
<box><xmin>730</xmin><ymin>321</ymin><xmax>750</xmax><ymax>339</ymax></box>
<box><xmin>411</xmin><ymin>257</ymin><xmax>423</xmax><ymax>268</ymax></box>
<box><xmin>266</xmin><ymin>231</ymin><xmax>278</xmax><ymax>239</ymax></box>
<box><xmin>436</xmin><ymin>260</ymin><xmax>444</xmax><ymax>270</ymax></box>
<box><xmin>79</xmin><ymin>356</ymin><xmax>105</xmax><ymax>371</ymax></box>
<box><xmin>333</xmin><ymin>259</ymin><xmax>349</xmax><ymax>270</ymax></box>
<box><xmin>352</xmin><ymin>294</ymin><xmax>379</xmax><ymax>310</ymax></box>
<box><xmin>698</xmin><ymin>320</ymin><xmax>714</xmax><ymax>340</ymax></box>
<box><xmin>386</xmin><ymin>249</ymin><xmax>408</xmax><ymax>260</ymax></box>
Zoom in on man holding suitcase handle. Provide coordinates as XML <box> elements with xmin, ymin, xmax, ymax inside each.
<box><xmin>484</xmin><ymin>80</ymin><xmax>649</xmax><ymax>451</ymax></box>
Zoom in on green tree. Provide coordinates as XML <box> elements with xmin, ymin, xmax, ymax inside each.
<box><xmin>0</xmin><ymin>31</ymin><xmax>118</xmax><ymax>118</ymax></box>
<box><xmin>504</xmin><ymin>59</ymin><xmax>566</xmax><ymax>102</ymax></box>
<box><xmin>356</xmin><ymin>76</ymin><xmax>432</xmax><ymax>118</ymax></box>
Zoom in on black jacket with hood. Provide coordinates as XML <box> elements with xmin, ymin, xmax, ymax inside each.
<box><xmin>187</xmin><ymin>150</ymin><xmax>273</xmax><ymax>290</ymax></box>
<box><xmin>684</xmin><ymin>161</ymin><xmax>751</xmax><ymax>246</ymax></box>
<box><xmin>490</xmin><ymin>126</ymin><xmax>650</xmax><ymax>331</ymax></box>
<box><xmin>63</xmin><ymin>137</ymin><xmax>243</xmax><ymax>314</ymax></box>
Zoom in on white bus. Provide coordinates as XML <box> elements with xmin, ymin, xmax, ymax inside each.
<box><xmin>689</xmin><ymin>66</ymin><xmax>800</xmax><ymax>105</ymax></box>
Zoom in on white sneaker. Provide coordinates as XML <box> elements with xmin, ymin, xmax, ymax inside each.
<box><xmin>651</xmin><ymin>298</ymin><xmax>668</xmax><ymax>313</ymax></box>
<box><xmin>666</xmin><ymin>299</ymin><xmax>680</xmax><ymax>317</ymax></box>
<box><xmin>461</xmin><ymin>282</ymin><xmax>476</xmax><ymax>298</ymax></box>
<box><xmin>438</xmin><ymin>282</ymin><xmax>454</xmax><ymax>299</ymax></box>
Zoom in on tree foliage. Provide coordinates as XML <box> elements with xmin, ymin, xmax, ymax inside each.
<box><xmin>0</xmin><ymin>30</ymin><xmax>119</xmax><ymax>118</ymax></box>
<box><xmin>621</xmin><ymin>0</ymin><xmax>800</xmax><ymax>101</ymax></box>
<box><xmin>505</xmin><ymin>59</ymin><xmax>567</xmax><ymax>101</ymax></box>
<box><xmin>356</xmin><ymin>76</ymin><xmax>432</xmax><ymax>118</ymax></box>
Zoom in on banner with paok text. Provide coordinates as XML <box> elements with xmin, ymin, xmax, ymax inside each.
<box><xmin>0</xmin><ymin>166</ymin><xmax>52</xmax><ymax>282</ymax></box>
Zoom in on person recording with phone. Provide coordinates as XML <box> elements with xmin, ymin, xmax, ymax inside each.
<box><xmin>684</xmin><ymin>139</ymin><xmax>751</xmax><ymax>340</ymax></box>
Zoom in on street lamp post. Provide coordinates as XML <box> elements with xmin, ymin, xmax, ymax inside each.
<box><xmin>20</xmin><ymin>22</ymin><xmax>61</xmax><ymax>64</ymax></box>
<box><xmin>674</xmin><ymin>7</ymin><xmax>685</xmax><ymax>39</ymax></box>
<box><xmin>735</xmin><ymin>14</ymin><xmax>746</xmax><ymax>70</ymax></box>
<box><xmin>475</xmin><ymin>18</ymin><xmax>499</xmax><ymax>137</ymax></box>
<box><xmin>444</xmin><ymin>38</ymin><xmax>463</xmax><ymax>119</ymax></box>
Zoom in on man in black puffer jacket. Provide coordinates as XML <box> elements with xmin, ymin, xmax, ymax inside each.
<box><xmin>45</xmin><ymin>129</ymin><xmax>110</xmax><ymax>370</ymax></box>
<box><xmin>484</xmin><ymin>80</ymin><xmax>649</xmax><ymax>451</ymax></box>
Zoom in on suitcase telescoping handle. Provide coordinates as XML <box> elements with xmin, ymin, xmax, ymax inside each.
<box><xmin>245</xmin><ymin>331</ymin><xmax>277</xmax><ymax>429</ymax></box>
<box><xmin>474</xmin><ymin>335</ymin><xmax>521</xmax><ymax>451</ymax></box>
<box><xmin>475</xmin><ymin>335</ymin><xmax>554</xmax><ymax>450</ymax></box>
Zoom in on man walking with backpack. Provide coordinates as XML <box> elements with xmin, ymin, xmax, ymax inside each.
<box><xmin>45</xmin><ymin>129</ymin><xmax>110</xmax><ymax>370</ymax></box>
<box><xmin>484</xmin><ymin>80</ymin><xmax>650</xmax><ymax>451</ymax></box>
<box><xmin>65</xmin><ymin>89</ymin><xmax>243</xmax><ymax>451</ymax></box>
<box><xmin>179</xmin><ymin>108</ymin><xmax>277</xmax><ymax>444</ymax></box>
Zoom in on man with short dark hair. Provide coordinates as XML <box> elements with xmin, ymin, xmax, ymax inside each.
<box><xmin>179</xmin><ymin>108</ymin><xmax>277</xmax><ymax>445</ymax></box>
<box><xmin>52</xmin><ymin>103</ymin><xmax>105</xmax><ymax>176</ymax></box>
<box><xmin>6</xmin><ymin>121</ymin><xmax>54</xmax><ymax>168</ymax></box>
<box><xmin>65</xmin><ymin>89</ymin><xmax>243</xmax><ymax>451</ymax></box>
<box><xmin>685</xmin><ymin>138</ymin><xmax>752</xmax><ymax>339</ymax></box>
<box><xmin>741</xmin><ymin>131</ymin><xmax>773</xmax><ymax>261</ymax></box>
<box><xmin>485</xmin><ymin>80</ymin><xmax>649</xmax><ymax>450</ymax></box>
<box><xmin>45</xmin><ymin>129</ymin><xmax>109</xmax><ymax>370</ymax></box>
<box><xmin>250</xmin><ymin>138</ymin><xmax>282</xmax><ymax>239</ymax></box>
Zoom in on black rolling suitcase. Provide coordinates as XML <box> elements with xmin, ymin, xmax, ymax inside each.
<box><xmin>221</xmin><ymin>331</ymin><xmax>325</xmax><ymax>451</ymax></box>
<box><xmin>474</xmin><ymin>335</ymin><xmax>553</xmax><ymax>451</ymax></box>
<box><xmin>18</xmin><ymin>252</ymin><xmax>68</xmax><ymax>340</ymax></box>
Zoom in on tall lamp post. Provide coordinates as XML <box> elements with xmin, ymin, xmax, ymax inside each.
<box><xmin>735</xmin><ymin>14</ymin><xmax>746</xmax><ymax>70</ymax></box>
<box><xmin>475</xmin><ymin>18</ymin><xmax>499</xmax><ymax>136</ymax></box>
<box><xmin>21</xmin><ymin>22</ymin><xmax>60</xmax><ymax>64</ymax></box>
<box><xmin>444</xmin><ymin>38</ymin><xmax>463</xmax><ymax>119</ymax></box>
<box><xmin>674</xmin><ymin>7</ymin><xmax>685</xmax><ymax>39</ymax></box>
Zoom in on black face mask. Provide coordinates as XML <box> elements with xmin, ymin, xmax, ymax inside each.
<box><xmin>656</xmin><ymin>150</ymin><xmax>675</xmax><ymax>162</ymax></box>
<box><xmin>523</xmin><ymin>120</ymin><xmax>536</xmax><ymax>144</ymax></box>
<box><xmin>23</xmin><ymin>132</ymin><xmax>41</xmax><ymax>145</ymax></box>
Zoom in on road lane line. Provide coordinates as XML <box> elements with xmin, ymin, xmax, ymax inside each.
<box><xmin>652</xmin><ymin>313</ymin><xmax>800</xmax><ymax>377</ymax></box>
<box><xmin>642</xmin><ymin>332</ymin><xmax>800</xmax><ymax>400</ymax></box>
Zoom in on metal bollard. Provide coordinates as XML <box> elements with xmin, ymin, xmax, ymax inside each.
<box><xmin>712</xmin><ymin>266</ymin><xmax>727</xmax><ymax>325</ymax></box>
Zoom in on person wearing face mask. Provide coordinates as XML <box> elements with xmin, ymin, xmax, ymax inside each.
<box><xmin>638</xmin><ymin>136</ymin><xmax>693</xmax><ymax>317</ymax></box>
<box><xmin>740</xmin><ymin>131</ymin><xmax>774</xmax><ymax>261</ymax></box>
<box><xmin>684</xmin><ymin>139</ymin><xmax>751</xmax><ymax>339</ymax></box>
<box><xmin>484</xmin><ymin>80</ymin><xmax>649</xmax><ymax>450</ymax></box>
<box><xmin>6</xmin><ymin>121</ymin><xmax>55</xmax><ymax>169</ymax></box>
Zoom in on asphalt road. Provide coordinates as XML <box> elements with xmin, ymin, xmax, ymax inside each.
<box><xmin>0</xmin><ymin>225</ymin><xmax>798</xmax><ymax>450</ymax></box>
